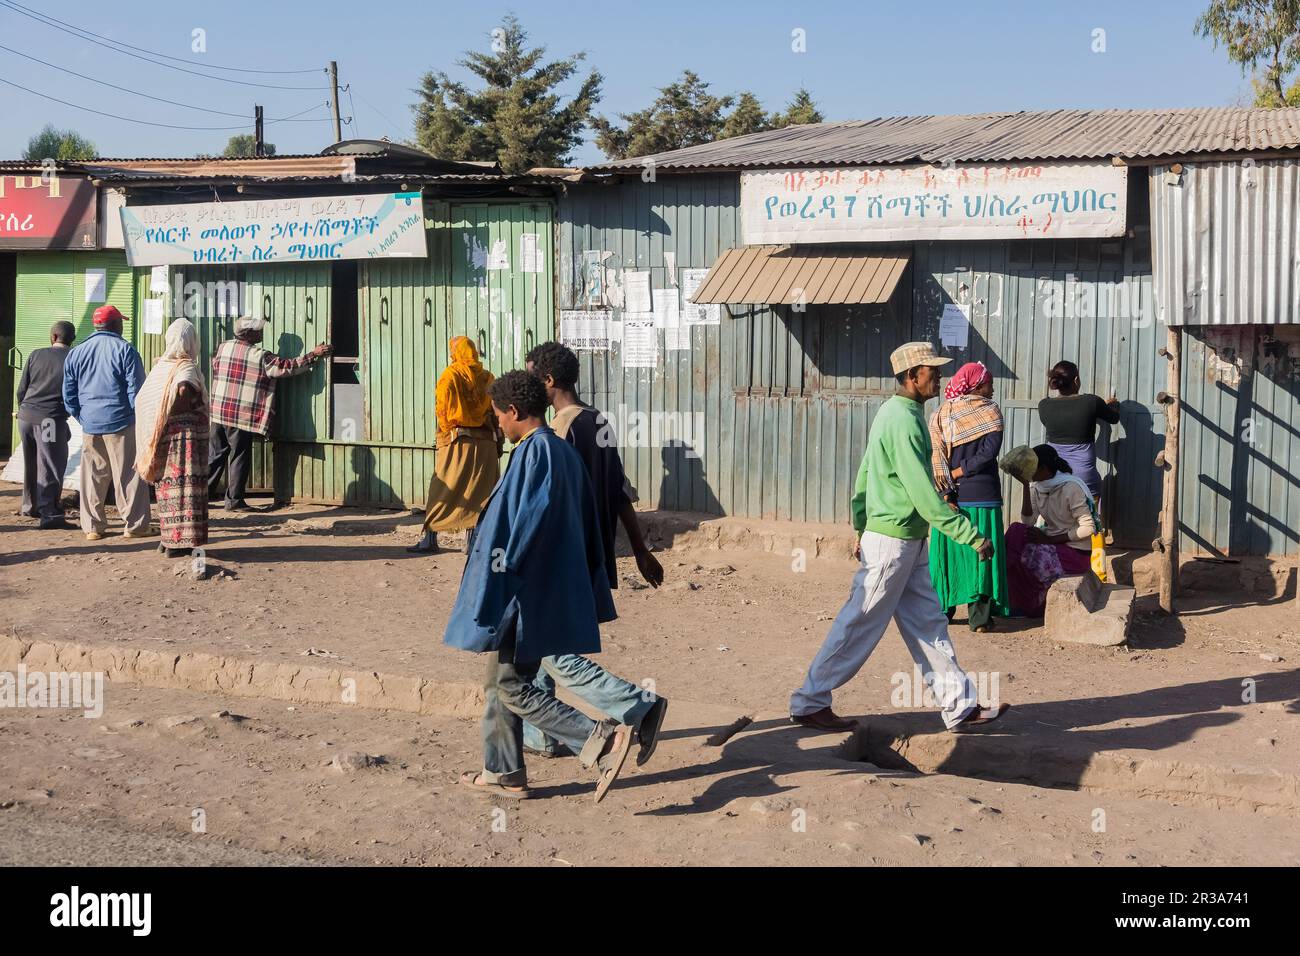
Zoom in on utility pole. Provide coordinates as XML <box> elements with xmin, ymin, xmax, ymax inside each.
<box><xmin>1155</xmin><ymin>327</ymin><xmax>1182</xmax><ymax>615</ymax></box>
<box><xmin>254</xmin><ymin>105</ymin><xmax>265</xmax><ymax>157</ymax></box>
<box><xmin>328</xmin><ymin>61</ymin><xmax>342</xmax><ymax>144</ymax></box>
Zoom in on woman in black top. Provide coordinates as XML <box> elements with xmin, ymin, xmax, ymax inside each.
<box><xmin>1037</xmin><ymin>360</ymin><xmax>1120</xmax><ymax>500</ymax></box>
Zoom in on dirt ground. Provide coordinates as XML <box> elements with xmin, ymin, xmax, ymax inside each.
<box><xmin>2</xmin><ymin>481</ymin><xmax>1298</xmax><ymax>866</ymax></box>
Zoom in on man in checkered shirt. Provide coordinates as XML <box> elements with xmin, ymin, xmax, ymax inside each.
<box><xmin>208</xmin><ymin>316</ymin><xmax>331</xmax><ymax>511</ymax></box>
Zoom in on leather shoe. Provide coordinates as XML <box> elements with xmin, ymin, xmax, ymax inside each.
<box><xmin>790</xmin><ymin>707</ymin><xmax>858</xmax><ymax>732</ymax></box>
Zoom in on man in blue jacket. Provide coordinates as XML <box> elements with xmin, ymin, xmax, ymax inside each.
<box><xmin>62</xmin><ymin>305</ymin><xmax>152</xmax><ymax>540</ymax></box>
<box><xmin>444</xmin><ymin>370</ymin><xmax>635</xmax><ymax>803</ymax></box>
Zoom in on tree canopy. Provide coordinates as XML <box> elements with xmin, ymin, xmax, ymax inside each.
<box><xmin>1197</xmin><ymin>0</ymin><xmax>1300</xmax><ymax>106</ymax></box>
<box><xmin>22</xmin><ymin>125</ymin><xmax>96</xmax><ymax>162</ymax></box>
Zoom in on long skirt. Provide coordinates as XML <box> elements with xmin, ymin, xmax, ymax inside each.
<box><xmin>156</xmin><ymin>410</ymin><xmax>209</xmax><ymax>550</ymax></box>
<box><xmin>1004</xmin><ymin>521</ymin><xmax>1091</xmax><ymax>617</ymax></box>
<box><xmin>929</xmin><ymin>504</ymin><xmax>1010</xmax><ymax>628</ymax></box>
<box><xmin>423</xmin><ymin>429</ymin><xmax>500</xmax><ymax>533</ymax></box>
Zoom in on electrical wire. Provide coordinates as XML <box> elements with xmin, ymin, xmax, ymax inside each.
<box><xmin>0</xmin><ymin>73</ymin><xmax>333</xmax><ymax>129</ymax></box>
<box><xmin>0</xmin><ymin>0</ymin><xmax>320</xmax><ymax>73</ymax></box>
<box><xmin>0</xmin><ymin>42</ymin><xmax>250</xmax><ymax>117</ymax></box>
<box><xmin>0</xmin><ymin>1</ymin><xmax>328</xmax><ymax>90</ymax></box>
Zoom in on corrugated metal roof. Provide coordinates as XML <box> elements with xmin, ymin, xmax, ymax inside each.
<box><xmin>594</xmin><ymin>107</ymin><xmax>1300</xmax><ymax>172</ymax></box>
<box><xmin>92</xmin><ymin>155</ymin><xmax>358</xmax><ymax>178</ymax></box>
<box><xmin>691</xmin><ymin>245</ymin><xmax>910</xmax><ymax>305</ymax></box>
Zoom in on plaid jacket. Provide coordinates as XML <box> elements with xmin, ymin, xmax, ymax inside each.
<box><xmin>210</xmin><ymin>338</ymin><xmax>316</xmax><ymax>435</ymax></box>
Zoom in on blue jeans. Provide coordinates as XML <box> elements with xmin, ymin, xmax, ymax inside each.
<box><xmin>522</xmin><ymin>654</ymin><xmax>655</xmax><ymax>754</ymax></box>
<box><xmin>481</xmin><ymin>624</ymin><xmax>609</xmax><ymax>786</ymax></box>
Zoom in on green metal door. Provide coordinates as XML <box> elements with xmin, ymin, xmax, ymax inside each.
<box><xmin>246</xmin><ymin>263</ymin><xmax>331</xmax><ymax>441</ymax></box>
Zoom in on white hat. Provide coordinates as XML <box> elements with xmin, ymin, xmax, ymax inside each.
<box><xmin>234</xmin><ymin>316</ymin><xmax>267</xmax><ymax>335</ymax></box>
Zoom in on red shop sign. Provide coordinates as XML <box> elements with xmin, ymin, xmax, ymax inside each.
<box><xmin>0</xmin><ymin>174</ymin><xmax>98</xmax><ymax>250</ymax></box>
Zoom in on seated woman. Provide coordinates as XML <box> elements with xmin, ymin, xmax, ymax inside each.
<box><xmin>1000</xmin><ymin>444</ymin><xmax>1098</xmax><ymax>617</ymax></box>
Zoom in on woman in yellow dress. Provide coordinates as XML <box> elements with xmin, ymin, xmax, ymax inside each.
<box><xmin>408</xmin><ymin>336</ymin><xmax>502</xmax><ymax>553</ymax></box>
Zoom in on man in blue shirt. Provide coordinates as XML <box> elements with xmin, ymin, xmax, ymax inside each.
<box><xmin>62</xmin><ymin>305</ymin><xmax>152</xmax><ymax>541</ymax></box>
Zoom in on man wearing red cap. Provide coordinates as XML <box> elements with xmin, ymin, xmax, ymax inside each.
<box><xmin>61</xmin><ymin>305</ymin><xmax>152</xmax><ymax>540</ymax></box>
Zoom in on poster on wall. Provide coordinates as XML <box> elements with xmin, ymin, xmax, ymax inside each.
<box><xmin>560</xmin><ymin>310</ymin><xmax>614</xmax><ymax>351</ymax></box>
<box><xmin>681</xmin><ymin>268</ymin><xmax>721</xmax><ymax>325</ymax></box>
<box><xmin>621</xmin><ymin>316</ymin><xmax>658</xmax><ymax>368</ymax></box>
<box><xmin>121</xmin><ymin>192</ymin><xmax>428</xmax><ymax>266</ymax></box>
<box><xmin>741</xmin><ymin>161</ymin><xmax>1127</xmax><ymax>244</ymax></box>
<box><xmin>0</xmin><ymin>173</ymin><xmax>98</xmax><ymax>250</ymax></box>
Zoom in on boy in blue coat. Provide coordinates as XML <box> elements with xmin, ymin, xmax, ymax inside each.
<box><xmin>444</xmin><ymin>370</ymin><xmax>635</xmax><ymax>802</ymax></box>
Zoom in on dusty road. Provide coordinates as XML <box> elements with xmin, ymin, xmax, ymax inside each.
<box><xmin>2</xmin><ymin>484</ymin><xmax>1298</xmax><ymax>866</ymax></box>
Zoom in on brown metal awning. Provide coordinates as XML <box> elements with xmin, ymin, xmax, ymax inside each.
<box><xmin>689</xmin><ymin>245</ymin><xmax>910</xmax><ymax>307</ymax></box>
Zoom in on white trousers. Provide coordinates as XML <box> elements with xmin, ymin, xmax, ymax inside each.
<box><xmin>791</xmin><ymin>531</ymin><xmax>978</xmax><ymax>729</ymax></box>
<box><xmin>79</xmin><ymin>428</ymin><xmax>152</xmax><ymax>535</ymax></box>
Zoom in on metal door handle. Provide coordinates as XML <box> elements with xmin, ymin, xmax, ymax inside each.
<box><xmin>262</xmin><ymin>294</ymin><xmax>272</xmax><ymax>321</ymax></box>
<box><xmin>423</xmin><ymin>298</ymin><xmax>432</xmax><ymax>326</ymax></box>
<box><xmin>7</xmin><ymin>346</ymin><xmax>21</xmax><ymax>369</ymax></box>
<box><xmin>305</xmin><ymin>295</ymin><xmax>314</xmax><ymax>323</ymax></box>
<box><xmin>476</xmin><ymin>329</ymin><xmax>487</xmax><ymax>360</ymax></box>
<box><xmin>381</xmin><ymin>296</ymin><xmax>390</xmax><ymax>324</ymax></box>
<box><xmin>525</xmin><ymin>328</ymin><xmax>534</xmax><ymax>351</ymax></box>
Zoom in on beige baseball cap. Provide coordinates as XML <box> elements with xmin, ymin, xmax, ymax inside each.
<box><xmin>235</xmin><ymin>315</ymin><xmax>267</xmax><ymax>334</ymax></box>
<box><xmin>890</xmin><ymin>341</ymin><xmax>951</xmax><ymax>376</ymax></box>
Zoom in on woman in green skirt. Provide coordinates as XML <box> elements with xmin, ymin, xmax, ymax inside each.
<box><xmin>927</xmin><ymin>361</ymin><xmax>1010</xmax><ymax>632</ymax></box>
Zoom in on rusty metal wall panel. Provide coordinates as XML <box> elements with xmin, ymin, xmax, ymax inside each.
<box><xmin>1151</xmin><ymin>159</ymin><xmax>1300</xmax><ymax>325</ymax></box>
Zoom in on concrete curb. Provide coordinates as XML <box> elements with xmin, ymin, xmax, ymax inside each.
<box><xmin>844</xmin><ymin>716</ymin><xmax>1300</xmax><ymax>816</ymax></box>
<box><xmin>0</xmin><ymin>634</ymin><xmax>484</xmax><ymax>720</ymax></box>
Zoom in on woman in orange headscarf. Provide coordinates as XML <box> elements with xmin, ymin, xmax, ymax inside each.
<box><xmin>408</xmin><ymin>336</ymin><xmax>502</xmax><ymax>553</ymax></box>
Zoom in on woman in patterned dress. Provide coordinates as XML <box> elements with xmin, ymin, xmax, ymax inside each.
<box><xmin>134</xmin><ymin>319</ymin><xmax>209</xmax><ymax>557</ymax></box>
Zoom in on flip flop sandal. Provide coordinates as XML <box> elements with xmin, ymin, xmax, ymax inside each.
<box><xmin>593</xmin><ymin>725</ymin><xmax>634</xmax><ymax>804</ymax></box>
<box><xmin>635</xmin><ymin>697</ymin><xmax>669</xmax><ymax>767</ymax></box>
<box><xmin>952</xmin><ymin>702</ymin><xmax>1011</xmax><ymax>731</ymax></box>
<box><xmin>458</xmin><ymin>769</ymin><xmax>531</xmax><ymax>799</ymax></box>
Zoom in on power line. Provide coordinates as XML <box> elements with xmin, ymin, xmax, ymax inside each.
<box><xmin>0</xmin><ymin>42</ymin><xmax>249</xmax><ymax>117</ymax></box>
<box><xmin>0</xmin><ymin>1</ymin><xmax>328</xmax><ymax>90</ymax></box>
<box><xmin>0</xmin><ymin>0</ymin><xmax>320</xmax><ymax>74</ymax></box>
<box><xmin>351</xmin><ymin>85</ymin><xmax>406</xmax><ymax>140</ymax></box>
<box><xmin>0</xmin><ymin>73</ymin><xmax>334</xmax><ymax>130</ymax></box>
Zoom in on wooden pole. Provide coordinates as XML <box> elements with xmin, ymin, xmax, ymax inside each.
<box><xmin>254</xmin><ymin>105</ymin><xmax>264</xmax><ymax>158</ymax></box>
<box><xmin>328</xmin><ymin>61</ymin><xmax>342</xmax><ymax>144</ymax></box>
<box><xmin>1156</xmin><ymin>326</ymin><xmax>1182</xmax><ymax>613</ymax></box>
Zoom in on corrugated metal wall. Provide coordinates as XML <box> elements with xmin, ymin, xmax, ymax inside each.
<box><xmin>1151</xmin><ymin>159</ymin><xmax>1300</xmax><ymax>325</ymax></box>
<box><xmin>163</xmin><ymin>199</ymin><xmax>554</xmax><ymax>509</ymax></box>
<box><xmin>559</xmin><ymin>175</ymin><xmax>1298</xmax><ymax>556</ymax></box>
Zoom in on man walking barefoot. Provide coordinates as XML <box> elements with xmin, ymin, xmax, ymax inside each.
<box><xmin>790</xmin><ymin>342</ymin><xmax>1010</xmax><ymax>733</ymax></box>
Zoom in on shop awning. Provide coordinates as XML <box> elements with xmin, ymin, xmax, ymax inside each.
<box><xmin>689</xmin><ymin>245</ymin><xmax>910</xmax><ymax>306</ymax></box>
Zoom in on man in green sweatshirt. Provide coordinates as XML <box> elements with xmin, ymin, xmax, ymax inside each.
<box><xmin>790</xmin><ymin>342</ymin><xmax>1010</xmax><ymax>733</ymax></box>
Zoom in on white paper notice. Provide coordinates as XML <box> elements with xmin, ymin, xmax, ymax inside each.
<box><xmin>939</xmin><ymin>303</ymin><xmax>971</xmax><ymax>349</ymax></box>
<box><xmin>84</xmin><ymin>269</ymin><xmax>106</xmax><ymax>303</ymax></box>
<box><xmin>519</xmin><ymin>233</ymin><xmax>542</xmax><ymax>273</ymax></box>
<box><xmin>487</xmin><ymin>239</ymin><xmax>510</xmax><ymax>271</ymax></box>
<box><xmin>560</xmin><ymin>310</ymin><xmax>612</xmax><ymax>351</ymax></box>
<box><xmin>143</xmin><ymin>298</ymin><xmax>164</xmax><ymax>334</ymax></box>
<box><xmin>624</xmin><ymin>270</ymin><xmax>652</xmax><ymax>314</ymax></box>
<box><xmin>653</xmin><ymin>289</ymin><xmax>679</xmax><ymax>329</ymax></box>
<box><xmin>681</xmin><ymin>267</ymin><xmax>721</xmax><ymax>325</ymax></box>
<box><xmin>150</xmin><ymin>265</ymin><xmax>169</xmax><ymax>295</ymax></box>
<box><xmin>621</xmin><ymin>316</ymin><xmax>658</xmax><ymax>368</ymax></box>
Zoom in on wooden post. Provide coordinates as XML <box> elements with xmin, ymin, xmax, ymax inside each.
<box><xmin>1156</xmin><ymin>326</ymin><xmax>1182</xmax><ymax>613</ymax></box>
<box><xmin>328</xmin><ymin>61</ymin><xmax>342</xmax><ymax>144</ymax></box>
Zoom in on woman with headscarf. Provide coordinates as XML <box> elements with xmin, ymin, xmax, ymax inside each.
<box><xmin>134</xmin><ymin>318</ymin><xmax>209</xmax><ymax>557</ymax></box>
<box><xmin>408</xmin><ymin>336</ymin><xmax>501</xmax><ymax>554</ymax></box>
<box><xmin>1037</xmin><ymin>360</ymin><xmax>1120</xmax><ymax>503</ymax></box>
<box><xmin>999</xmin><ymin>443</ymin><xmax>1099</xmax><ymax>617</ymax></box>
<box><xmin>927</xmin><ymin>361</ymin><xmax>1009</xmax><ymax>632</ymax></box>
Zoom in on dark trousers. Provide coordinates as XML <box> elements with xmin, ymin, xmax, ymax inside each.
<box><xmin>18</xmin><ymin>417</ymin><xmax>70</xmax><ymax>521</ymax></box>
<box><xmin>207</xmin><ymin>424</ymin><xmax>253</xmax><ymax>505</ymax></box>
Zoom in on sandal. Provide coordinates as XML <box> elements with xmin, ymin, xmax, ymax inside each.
<box><xmin>593</xmin><ymin>724</ymin><xmax>634</xmax><ymax>804</ymax></box>
<box><xmin>635</xmin><ymin>697</ymin><xmax>669</xmax><ymax>767</ymax></box>
<box><xmin>952</xmin><ymin>702</ymin><xmax>1011</xmax><ymax>731</ymax></box>
<box><xmin>458</xmin><ymin>769</ymin><xmax>531</xmax><ymax>799</ymax></box>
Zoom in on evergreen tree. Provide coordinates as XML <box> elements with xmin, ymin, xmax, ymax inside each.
<box><xmin>413</xmin><ymin>15</ymin><xmax>602</xmax><ymax>174</ymax></box>
<box><xmin>592</xmin><ymin>71</ymin><xmax>733</xmax><ymax>159</ymax></box>
<box><xmin>721</xmin><ymin>92</ymin><xmax>773</xmax><ymax>139</ymax></box>
<box><xmin>772</xmin><ymin>88</ymin><xmax>825</xmax><ymax>128</ymax></box>
<box><xmin>22</xmin><ymin>124</ymin><xmax>96</xmax><ymax>161</ymax></box>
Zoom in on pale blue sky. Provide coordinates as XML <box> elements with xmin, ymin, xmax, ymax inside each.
<box><xmin>0</xmin><ymin>0</ymin><xmax>1256</xmax><ymax>163</ymax></box>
